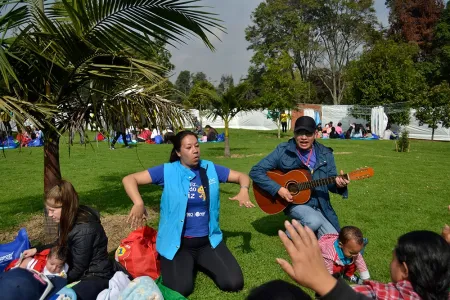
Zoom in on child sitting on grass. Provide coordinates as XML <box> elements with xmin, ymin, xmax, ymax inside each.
<box><xmin>318</xmin><ymin>226</ymin><xmax>370</xmax><ymax>284</ymax></box>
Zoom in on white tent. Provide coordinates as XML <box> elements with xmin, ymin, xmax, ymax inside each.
<box><xmin>401</xmin><ymin>109</ymin><xmax>450</xmax><ymax>141</ymax></box>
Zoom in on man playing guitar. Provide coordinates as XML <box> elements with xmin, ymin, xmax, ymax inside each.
<box><xmin>250</xmin><ymin>116</ymin><xmax>349</xmax><ymax>238</ymax></box>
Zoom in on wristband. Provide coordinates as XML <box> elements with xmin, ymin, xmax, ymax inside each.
<box><xmin>240</xmin><ymin>185</ymin><xmax>249</xmax><ymax>189</ymax></box>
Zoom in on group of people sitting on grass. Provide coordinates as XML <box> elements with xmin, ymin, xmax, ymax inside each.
<box><xmin>0</xmin><ymin>116</ymin><xmax>448</xmax><ymax>300</ymax></box>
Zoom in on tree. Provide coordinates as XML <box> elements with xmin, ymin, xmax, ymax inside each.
<box><xmin>414</xmin><ymin>81</ymin><xmax>450</xmax><ymax>140</ymax></box>
<box><xmin>174</xmin><ymin>70</ymin><xmax>192</xmax><ymax>102</ymax></box>
<box><xmin>185</xmin><ymin>79</ymin><xmax>215</xmax><ymax>125</ymax></box>
<box><xmin>191</xmin><ymin>72</ymin><xmax>208</xmax><ymax>85</ymax></box>
<box><xmin>246</xmin><ymin>0</ymin><xmax>321</xmax><ymax>82</ymax></box>
<box><xmin>345</xmin><ymin>40</ymin><xmax>426</xmax><ymax>124</ymax></box>
<box><xmin>387</xmin><ymin>0</ymin><xmax>444</xmax><ymax>54</ymax></box>
<box><xmin>0</xmin><ymin>0</ymin><xmax>221</xmax><ymax>204</ymax></box>
<box><xmin>194</xmin><ymin>81</ymin><xmax>255</xmax><ymax>157</ymax></box>
<box><xmin>217</xmin><ymin>74</ymin><xmax>234</xmax><ymax>95</ymax></box>
<box><xmin>246</xmin><ymin>0</ymin><xmax>378</xmax><ymax>105</ymax></box>
<box><xmin>252</xmin><ymin>53</ymin><xmax>307</xmax><ymax>138</ymax></box>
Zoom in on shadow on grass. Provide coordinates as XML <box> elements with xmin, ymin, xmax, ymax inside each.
<box><xmin>222</xmin><ymin>230</ymin><xmax>254</xmax><ymax>253</ymax></box>
<box><xmin>251</xmin><ymin>214</ymin><xmax>289</xmax><ymax>237</ymax></box>
<box><xmin>0</xmin><ymin>172</ymin><xmax>163</xmax><ymax>229</ymax></box>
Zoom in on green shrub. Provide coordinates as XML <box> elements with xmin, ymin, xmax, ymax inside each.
<box><xmin>396</xmin><ymin>129</ymin><xmax>410</xmax><ymax>152</ymax></box>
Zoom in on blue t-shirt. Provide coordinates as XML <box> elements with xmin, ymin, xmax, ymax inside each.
<box><xmin>148</xmin><ymin>163</ymin><xmax>230</xmax><ymax>237</ymax></box>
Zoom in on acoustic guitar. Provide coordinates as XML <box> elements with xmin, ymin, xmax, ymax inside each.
<box><xmin>253</xmin><ymin>167</ymin><xmax>374</xmax><ymax>214</ymax></box>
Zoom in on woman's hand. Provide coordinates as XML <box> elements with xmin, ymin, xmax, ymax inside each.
<box><xmin>23</xmin><ymin>248</ymin><xmax>37</xmax><ymax>258</ymax></box>
<box><xmin>127</xmin><ymin>203</ymin><xmax>148</xmax><ymax>229</ymax></box>
<box><xmin>229</xmin><ymin>190</ymin><xmax>255</xmax><ymax>208</ymax></box>
<box><xmin>277</xmin><ymin>220</ymin><xmax>337</xmax><ymax>296</ymax></box>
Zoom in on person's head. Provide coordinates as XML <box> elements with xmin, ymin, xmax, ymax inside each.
<box><xmin>337</xmin><ymin>122</ymin><xmax>342</xmax><ymax>127</ymax></box>
<box><xmin>391</xmin><ymin>230</ymin><xmax>450</xmax><ymax>299</ymax></box>
<box><xmin>329</xmin><ymin>121</ymin><xmax>333</xmax><ymax>126</ymax></box>
<box><xmin>338</xmin><ymin>226</ymin><xmax>364</xmax><ymax>259</ymax></box>
<box><xmin>331</xmin><ymin>127</ymin><xmax>336</xmax><ymax>133</ymax></box>
<box><xmin>45</xmin><ymin>180</ymin><xmax>79</xmax><ymax>245</ymax></box>
<box><xmin>293</xmin><ymin>116</ymin><xmax>316</xmax><ymax>151</ymax></box>
<box><xmin>247</xmin><ymin>280</ymin><xmax>311</xmax><ymax>300</ymax></box>
<box><xmin>169</xmin><ymin>131</ymin><xmax>200</xmax><ymax>168</ymax></box>
<box><xmin>204</xmin><ymin>125</ymin><xmax>211</xmax><ymax>132</ymax></box>
<box><xmin>46</xmin><ymin>246</ymin><xmax>68</xmax><ymax>274</ymax></box>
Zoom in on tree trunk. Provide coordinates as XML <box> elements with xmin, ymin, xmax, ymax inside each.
<box><xmin>431</xmin><ymin>127</ymin><xmax>435</xmax><ymax>141</ymax></box>
<box><xmin>224</xmin><ymin>119</ymin><xmax>230</xmax><ymax>158</ymax></box>
<box><xmin>43</xmin><ymin>127</ymin><xmax>61</xmax><ymax>242</ymax></box>
<box><xmin>277</xmin><ymin>117</ymin><xmax>281</xmax><ymax>139</ymax></box>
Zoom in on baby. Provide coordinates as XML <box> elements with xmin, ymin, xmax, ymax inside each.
<box><xmin>11</xmin><ymin>246</ymin><xmax>69</xmax><ymax>278</ymax></box>
<box><xmin>318</xmin><ymin>226</ymin><xmax>370</xmax><ymax>284</ymax></box>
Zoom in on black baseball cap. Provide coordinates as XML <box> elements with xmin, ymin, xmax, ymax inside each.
<box><xmin>294</xmin><ymin>116</ymin><xmax>316</xmax><ymax>133</ymax></box>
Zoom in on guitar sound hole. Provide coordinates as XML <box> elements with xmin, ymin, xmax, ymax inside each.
<box><xmin>286</xmin><ymin>182</ymin><xmax>299</xmax><ymax>195</ymax></box>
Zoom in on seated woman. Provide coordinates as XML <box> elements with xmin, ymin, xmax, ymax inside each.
<box><xmin>329</xmin><ymin>127</ymin><xmax>340</xmax><ymax>139</ymax></box>
<box><xmin>23</xmin><ymin>180</ymin><xmax>113</xmax><ymax>299</ymax></box>
<box><xmin>122</xmin><ymin>131</ymin><xmax>255</xmax><ymax>297</ymax></box>
<box><xmin>204</xmin><ymin>125</ymin><xmax>218</xmax><ymax>141</ymax></box>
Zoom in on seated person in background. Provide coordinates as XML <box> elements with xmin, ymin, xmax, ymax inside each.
<box><xmin>8</xmin><ymin>246</ymin><xmax>69</xmax><ymax>278</ymax></box>
<box><xmin>150</xmin><ymin>127</ymin><xmax>161</xmax><ymax>139</ymax></box>
<box><xmin>383</xmin><ymin>124</ymin><xmax>393</xmax><ymax>140</ymax></box>
<box><xmin>351</xmin><ymin>124</ymin><xmax>364</xmax><ymax>138</ymax></box>
<box><xmin>319</xmin><ymin>226</ymin><xmax>370</xmax><ymax>284</ymax></box>
<box><xmin>204</xmin><ymin>125</ymin><xmax>218</xmax><ymax>141</ymax></box>
<box><xmin>329</xmin><ymin>127</ymin><xmax>340</xmax><ymax>139</ymax></box>
<box><xmin>201</xmin><ymin>132</ymin><xmax>208</xmax><ymax>142</ymax></box>
<box><xmin>335</xmin><ymin>122</ymin><xmax>343</xmax><ymax>135</ymax></box>
<box><xmin>345</xmin><ymin>125</ymin><xmax>354</xmax><ymax>139</ymax></box>
<box><xmin>137</xmin><ymin>127</ymin><xmax>151</xmax><ymax>142</ymax></box>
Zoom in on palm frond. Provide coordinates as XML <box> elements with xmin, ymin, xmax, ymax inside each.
<box><xmin>66</xmin><ymin>0</ymin><xmax>224</xmax><ymax>54</ymax></box>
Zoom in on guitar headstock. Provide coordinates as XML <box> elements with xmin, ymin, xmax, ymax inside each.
<box><xmin>347</xmin><ymin>167</ymin><xmax>374</xmax><ymax>181</ymax></box>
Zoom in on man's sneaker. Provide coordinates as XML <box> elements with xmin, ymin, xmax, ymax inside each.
<box><xmin>126</xmin><ymin>146</ymin><xmax>132</xmax><ymax>149</ymax></box>
<box><xmin>110</xmin><ymin>146</ymin><xmax>115</xmax><ymax>150</ymax></box>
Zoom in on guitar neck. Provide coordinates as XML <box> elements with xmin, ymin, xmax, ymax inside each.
<box><xmin>298</xmin><ymin>174</ymin><xmax>348</xmax><ymax>191</ymax></box>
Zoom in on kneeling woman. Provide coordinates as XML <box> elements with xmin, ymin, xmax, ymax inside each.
<box><xmin>123</xmin><ymin>131</ymin><xmax>254</xmax><ymax>296</ymax></box>
<box><xmin>24</xmin><ymin>180</ymin><xmax>113</xmax><ymax>299</ymax></box>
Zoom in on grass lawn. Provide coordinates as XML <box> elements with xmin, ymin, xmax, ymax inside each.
<box><xmin>0</xmin><ymin>129</ymin><xmax>449</xmax><ymax>299</ymax></box>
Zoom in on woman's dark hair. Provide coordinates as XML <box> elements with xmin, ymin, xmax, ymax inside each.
<box><xmin>395</xmin><ymin>231</ymin><xmax>450</xmax><ymax>300</ymax></box>
<box><xmin>337</xmin><ymin>122</ymin><xmax>342</xmax><ymax>126</ymax></box>
<box><xmin>247</xmin><ymin>280</ymin><xmax>311</xmax><ymax>300</ymax></box>
<box><xmin>169</xmin><ymin>131</ymin><xmax>198</xmax><ymax>162</ymax></box>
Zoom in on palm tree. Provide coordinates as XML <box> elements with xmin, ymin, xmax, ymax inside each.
<box><xmin>0</xmin><ymin>0</ymin><xmax>223</xmax><ymax>192</ymax></box>
<box><xmin>193</xmin><ymin>81</ymin><xmax>255</xmax><ymax>157</ymax></box>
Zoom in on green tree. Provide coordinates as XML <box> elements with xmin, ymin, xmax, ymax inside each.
<box><xmin>246</xmin><ymin>0</ymin><xmax>378</xmax><ymax>105</ymax></box>
<box><xmin>174</xmin><ymin>70</ymin><xmax>192</xmax><ymax>102</ymax></box>
<box><xmin>0</xmin><ymin>0</ymin><xmax>221</xmax><ymax>192</ymax></box>
<box><xmin>217</xmin><ymin>74</ymin><xmax>234</xmax><ymax>95</ymax></box>
<box><xmin>346</xmin><ymin>40</ymin><xmax>426</xmax><ymax>124</ymax></box>
<box><xmin>253</xmin><ymin>53</ymin><xmax>307</xmax><ymax>138</ymax></box>
<box><xmin>195</xmin><ymin>81</ymin><xmax>255</xmax><ymax>157</ymax></box>
<box><xmin>414</xmin><ymin>81</ymin><xmax>450</xmax><ymax>140</ymax></box>
<box><xmin>191</xmin><ymin>72</ymin><xmax>208</xmax><ymax>85</ymax></box>
<box><xmin>185</xmin><ymin>79</ymin><xmax>215</xmax><ymax>125</ymax></box>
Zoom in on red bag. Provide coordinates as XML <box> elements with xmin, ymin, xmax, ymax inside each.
<box><xmin>115</xmin><ymin>226</ymin><xmax>160</xmax><ymax>279</ymax></box>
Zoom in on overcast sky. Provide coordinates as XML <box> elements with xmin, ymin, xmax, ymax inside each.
<box><xmin>167</xmin><ymin>0</ymin><xmax>391</xmax><ymax>84</ymax></box>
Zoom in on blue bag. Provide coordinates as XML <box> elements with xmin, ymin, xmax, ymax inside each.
<box><xmin>0</xmin><ymin>228</ymin><xmax>30</xmax><ymax>272</ymax></box>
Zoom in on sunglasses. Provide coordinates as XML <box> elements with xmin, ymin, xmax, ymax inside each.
<box><xmin>295</xmin><ymin>130</ymin><xmax>314</xmax><ymax>137</ymax></box>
